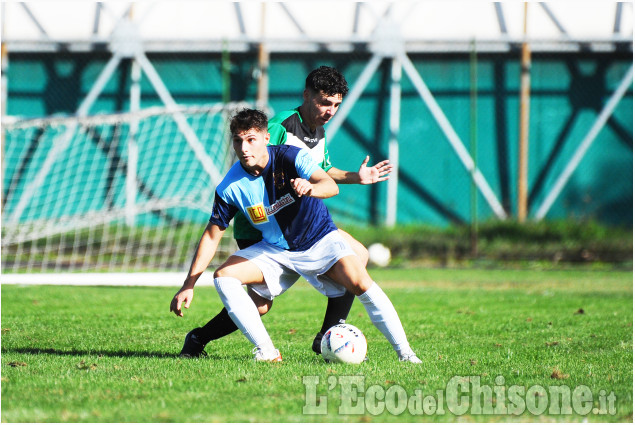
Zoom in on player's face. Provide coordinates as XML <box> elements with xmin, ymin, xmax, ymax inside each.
<box><xmin>232</xmin><ymin>128</ymin><xmax>270</xmax><ymax>174</ymax></box>
<box><xmin>303</xmin><ymin>89</ymin><xmax>343</xmax><ymax>130</ymax></box>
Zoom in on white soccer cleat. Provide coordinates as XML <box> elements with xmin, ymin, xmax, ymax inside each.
<box><xmin>253</xmin><ymin>347</ymin><xmax>283</xmax><ymax>362</ymax></box>
<box><xmin>399</xmin><ymin>353</ymin><xmax>422</xmax><ymax>364</ymax></box>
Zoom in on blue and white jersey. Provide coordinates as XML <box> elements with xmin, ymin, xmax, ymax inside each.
<box><xmin>209</xmin><ymin>145</ymin><xmax>337</xmax><ymax>251</ymax></box>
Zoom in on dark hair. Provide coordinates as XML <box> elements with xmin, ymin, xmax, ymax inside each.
<box><xmin>229</xmin><ymin>108</ymin><xmax>268</xmax><ymax>135</ymax></box>
<box><xmin>305</xmin><ymin>66</ymin><xmax>349</xmax><ymax>97</ymax></box>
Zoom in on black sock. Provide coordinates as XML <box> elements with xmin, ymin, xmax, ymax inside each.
<box><xmin>192</xmin><ymin>307</ymin><xmax>239</xmax><ymax>346</ymax></box>
<box><xmin>318</xmin><ymin>290</ymin><xmax>356</xmax><ymax>335</ymax></box>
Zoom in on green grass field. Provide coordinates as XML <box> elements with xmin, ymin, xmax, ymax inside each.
<box><xmin>1</xmin><ymin>267</ymin><xmax>632</xmax><ymax>422</ymax></box>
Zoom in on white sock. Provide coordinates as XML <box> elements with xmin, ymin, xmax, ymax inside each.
<box><xmin>214</xmin><ymin>277</ymin><xmax>275</xmax><ymax>351</ymax></box>
<box><xmin>357</xmin><ymin>282</ymin><xmax>414</xmax><ymax>357</ymax></box>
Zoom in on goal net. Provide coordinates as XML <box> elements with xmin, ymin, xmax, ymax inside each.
<box><xmin>2</xmin><ymin>103</ymin><xmax>249</xmax><ymax>285</ymax></box>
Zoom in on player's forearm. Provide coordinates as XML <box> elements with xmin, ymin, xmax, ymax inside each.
<box><xmin>327</xmin><ymin>167</ymin><xmax>359</xmax><ymax>184</ymax></box>
<box><xmin>309</xmin><ymin>179</ymin><xmax>339</xmax><ymax>199</ymax></box>
<box><xmin>184</xmin><ymin>224</ymin><xmax>222</xmax><ymax>288</ymax></box>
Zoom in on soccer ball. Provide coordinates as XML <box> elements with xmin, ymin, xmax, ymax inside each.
<box><xmin>320</xmin><ymin>323</ymin><xmax>367</xmax><ymax>364</ymax></box>
<box><xmin>368</xmin><ymin>243</ymin><xmax>391</xmax><ymax>267</ymax></box>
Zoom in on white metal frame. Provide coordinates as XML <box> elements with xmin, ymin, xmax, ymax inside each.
<box><xmin>326</xmin><ymin>10</ymin><xmax>508</xmax><ymax>224</ymax></box>
<box><xmin>5</xmin><ymin>14</ymin><xmax>225</xmax><ymax>225</ymax></box>
<box><xmin>535</xmin><ymin>65</ymin><xmax>634</xmax><ymax>219</ymax></box>
<box><xmin>4</xmin><ymin>3</ymin><xmax>631</xmax><ymax>54</ymax></box>
<box><xmin>3</xmin><ymin>2</ymin><xmax>632</xmax><ymax>226</ymax></box>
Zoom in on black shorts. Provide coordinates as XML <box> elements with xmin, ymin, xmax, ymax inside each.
<box><xmin>235</xmin><ymin>239</ymin><xmax>261</xmax><ymax>250</ymax></box>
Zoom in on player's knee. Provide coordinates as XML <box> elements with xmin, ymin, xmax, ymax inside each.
<box><xmin>255</xmin><ymin>298</ymin><xmax>273</xmax><ymax>315</ymax></box>
<box><xmin>348</xmin><ymin>278</ymin><xmax>373</xmax><ymax>296</ymax></box>
<box><xmin>213</xmin><ymin>267</ymin><xmax>229</xmax><ymax>279</ymax></box>
<box><xmin>214</xmin><ymin>255</ymin><xmax>253</xmax><ymax>280</ymax></box>
<box><xmin>214</xmin><ymin>265</ymin><xmax>242</xmax><ymax>280</ymax></box>
<box><xmin>248</xmin><ymin>289</ymin><xmax>273</xmax><ymax>316</ymax></box>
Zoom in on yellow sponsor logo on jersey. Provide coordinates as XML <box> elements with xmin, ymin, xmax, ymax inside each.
<box><xmin>247</xmin><ymin>203</ymin><xmax>268</xmax><ymax>224</ymax></box>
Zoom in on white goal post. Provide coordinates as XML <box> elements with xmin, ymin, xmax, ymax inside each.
<box><xmin>2</xmin><ymin>103</ymin><xmax>251</xmax><ymax>286</ymax></box>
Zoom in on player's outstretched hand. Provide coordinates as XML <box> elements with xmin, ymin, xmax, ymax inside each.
<box><xmin>291</xmin><ymin>178</ymin><xmax>313</xmax><ymax>197</ymax></box>
<box><xmin>358</xmin><ymin>156</ymin><xmax>393</xmax><ymax>185</ymax></box>
<box><xmin>170</xmin><ymin>287</ymin><xmax>194</xmax><ymax>317</ymax></box>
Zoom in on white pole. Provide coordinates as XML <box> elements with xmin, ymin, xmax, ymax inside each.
<box><xmin>2</xmin><ymin>3</ymin><xmax>8</xmax><ymax>212</ymax></box>
<box><xmin>534</xmin><ymin>65</ymin><xmax>633</xmax><ymax>220</ymax></box>
<box><xmin>399</xmin><ymin>51</ymin><xmax>508</xmax><ymax>219</ymax></box>
<box><xmin>126</xmin><ymin>59</ymin><xmax>141</xmax><ymax>226</ymax></box>
<box><xmin>7</xmin><ymin>53</ymin><xmax>124</xmax><ymax>224</ymax></box>
<box><xmin>76</xmin><ymin>53</ymin><xmax>124</xmax><ymax>117</ymax></box>
<box><xmin>386</xmin><ymin>56</ymin><xmax>401</xmax><ymax>227</ymax></box>
<box><xmin>135</xmin><ymin>52</ymin><xmax>223</xmax><ymax>186</ymax></box>
<box><xmin>326</xmin><ymin>54</ymin><xmax>383</xmax><ymax>143</ymax></box>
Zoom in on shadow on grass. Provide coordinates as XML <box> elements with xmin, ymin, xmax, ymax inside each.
<box><xmin>1</xmin><ymin>346</ymin><xmax>237</xmax><ymax>360</ymax></box>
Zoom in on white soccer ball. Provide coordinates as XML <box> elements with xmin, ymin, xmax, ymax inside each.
<box><xmin>368</xmin><ymin>243</ymin><xmax>391</xmax><ymax>267</ymax></box>
<box><xmin>320</xmin><ymin>323</ymin><xmax>368</xmax><ymax>364</ymax></box>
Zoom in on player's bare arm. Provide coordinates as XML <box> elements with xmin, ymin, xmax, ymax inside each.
<box><xmin>327</xmin><ymin>156</ymin><xmax>394</xmax><ymax>185</ymax></box>
<box><xmin>291</xmin><ymin>167</ymin><xmax>338</xmax><ymax>199</ymax></box>
<box><xmin>170</xmin><ymin>222</ymin><xmax>226</xmax><ymax>317</ymax></box>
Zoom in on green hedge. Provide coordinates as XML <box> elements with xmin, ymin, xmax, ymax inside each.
<box><xmin>341</xmin><ymin>219</ymin><xmax>633</xmax><ymax>266</ymax></box>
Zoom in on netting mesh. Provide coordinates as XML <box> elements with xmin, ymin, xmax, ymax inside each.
<box><xmin>2</xmin><ymin>104</ymin><xmax>248</xmax><ymax>273</ymax></box>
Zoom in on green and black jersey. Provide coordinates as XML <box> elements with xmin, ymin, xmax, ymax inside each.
<box><xmin>267</xmin><ymin>109</ymin><xmax>333</xmax><ymax>172</ymax></box>
<box><xmin>233</xmin><ymin>108</ymin><xmax>333</xmax><ymax>241</ymax></box>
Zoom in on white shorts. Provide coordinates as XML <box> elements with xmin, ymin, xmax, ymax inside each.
<box><xmin>233</xmin><ymin>230</ymin><xmax>356</xmax><ymax>300</ymax></box>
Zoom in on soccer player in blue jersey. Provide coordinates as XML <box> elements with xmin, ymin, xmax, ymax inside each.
<box><xmin>179</xmin><ymin>66</ymin><xmax>394</xmax><ymax>357</ymax></box>
<box><xmin>170</xmin><ymin>108</ymin><xmax>420</xmax><ymax>363</ymax></box>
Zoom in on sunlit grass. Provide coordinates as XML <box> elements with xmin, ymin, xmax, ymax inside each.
<box><xmin>1</xmin><ymin>267</ymin><xmax>632</xmax><ymax>422</ymax></box>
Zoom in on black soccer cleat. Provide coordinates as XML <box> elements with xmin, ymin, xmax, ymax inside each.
<box><xmin>179</xmin><ymin>330</ymin><xmax>208</xmax><ymax>358</ymax></box>
<box><xmin>311</xmin><ymin>332</ymin><xmax>323</xmax><ymax>355</ymax></box>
